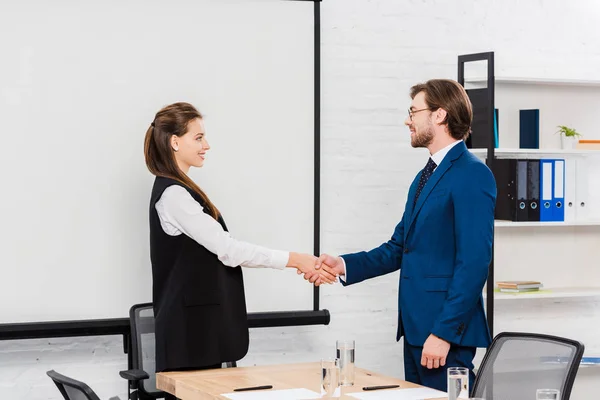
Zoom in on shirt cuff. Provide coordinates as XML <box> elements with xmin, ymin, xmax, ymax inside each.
<box><xmin>339</xmin><ymin>256</ymin><xmax>347</xmax><ymax>283</ymax></box>
<box><xmin>270</xmin><ymin>250</ymin><xmax>289</xmax><ymax>270</ymax></box>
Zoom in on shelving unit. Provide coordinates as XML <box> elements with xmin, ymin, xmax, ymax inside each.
<box><xmin>458</xmin><ymin>51</ymin><xmax>600</xmax><ymax>335</ymax></box>
<box><xmin>459</xmin><ymin>53</ymin><xmax>600</xmax><ymax>381</ymax></box>
<box><xmin>458</xmin><ymin>51</ymin><xmax>496</xmax><ymax>333</ymax></box>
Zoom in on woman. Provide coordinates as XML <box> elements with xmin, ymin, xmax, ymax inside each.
<box><xmin>143</xmin><ymin>102</ymin><xmax>331</xmax><ymax>381</ymax></box>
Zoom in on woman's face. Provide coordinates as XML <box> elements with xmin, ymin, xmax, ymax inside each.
<box><xmin>171</xmin><ymin>118</ymin><xmax>210</xmax><ymax>172</ymax></box>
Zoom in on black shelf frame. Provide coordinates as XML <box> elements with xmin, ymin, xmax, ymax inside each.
<box><xmin>458</xmin><ymin>51</ymin><xmax>496</xmax><ymax>336</ymax></box>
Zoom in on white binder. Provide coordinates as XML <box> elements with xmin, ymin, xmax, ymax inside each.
<box><xmin>575</xmin><ymin>158</ymin><xmax>590</xmax><ymax>221</ymax></box>
<box><xmin>564</xmin><ymin>158</ymin><xmax>577</xmax><ymax>222</ymax></box>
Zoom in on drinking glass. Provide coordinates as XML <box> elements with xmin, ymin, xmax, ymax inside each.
<box><xmin>336</xmin><ymin>340</ymin><xmax>355</xmax><ymax>386</ymax></box>
<box><xmin>321</xmin><ymin>358</ymin><xmax>341</xmax><ymax>398</ymax></box>
<box><xmin>447</xmin><ymin>367</ymin><xmax>469</xmax><ymax>400</ymax></box>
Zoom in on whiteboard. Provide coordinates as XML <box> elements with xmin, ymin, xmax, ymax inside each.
<box><xmin>0</xmin><ymin>0</ymin><xmax>315</xmax><ymax>323</ymax></box>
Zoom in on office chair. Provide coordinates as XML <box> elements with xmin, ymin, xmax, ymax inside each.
<box><xmin>472</xmin><ymin>331</ymin><xmax>584</xmax><ymax>400</ymax></box>
<box><xmin>47</xmin><ymin>370</ymin><xmax>120</xmax><ymax>400</ymax></box>
<box><xmin>120</xmin><ymin>303</ymin><xmax>236</xmax><ymax>400</ymax></box>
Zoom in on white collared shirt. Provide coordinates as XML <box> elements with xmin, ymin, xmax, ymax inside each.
<box><xmin>430</xmin><ymin>140</ymin><xmax>462</xmax><ymax>171</ymax></box>
<box><xmin>155</xmin><ymin>185</ymin><xmax>289</xmax><ymax>270</ymax></box>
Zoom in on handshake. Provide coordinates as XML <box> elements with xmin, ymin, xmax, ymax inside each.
<box><xmin>288</xmin><ymin>252</ymin><xmax>345</xmax><ymax>286</ymax></box>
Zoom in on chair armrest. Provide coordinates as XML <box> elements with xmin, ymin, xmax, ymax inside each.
<box><xmin>119</xmin><ymin>369</ymin><xmax>149</xmax><ymax>381</ymax></box>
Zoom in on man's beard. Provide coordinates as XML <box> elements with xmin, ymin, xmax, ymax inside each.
<box><xmin>411</xmin><ymin>123</ymin><xmax>434</xmax><ymax>148</ymax></box>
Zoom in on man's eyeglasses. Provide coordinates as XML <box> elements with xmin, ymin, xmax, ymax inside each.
<box><xmin>408</xmin><ymin>108</ymin><xmax>431</xmax><ymax>121</ymax></box>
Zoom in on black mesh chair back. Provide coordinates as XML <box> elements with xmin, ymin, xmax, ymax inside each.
<box><xmin>47</xmin><ymin>370</ymin><xmax>103</xmax><ymax>400</ymax></box>
<box><xmin>472</xmin><ymin>332</ymin><xmax>584</xmax><ymax>400</ymax></box>
<box><xmin>129</xmin><ymin>303</ymin><xmax>162</xmax><ymax>398</ymax></box>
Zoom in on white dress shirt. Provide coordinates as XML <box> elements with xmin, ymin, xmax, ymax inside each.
<box><xmin>430</xmin><ymin>140</ymin><xmax>462</xmax><ymax>171</ymax></box>
<box><xmin>155</xmin><ymin>185</ymin><xmax>289</xmax><ymax>270</ymax></box>
<box><xmin>338</xmin><ymin>140</ymin><xmax>463</xmax><ymax>279</ymax></box>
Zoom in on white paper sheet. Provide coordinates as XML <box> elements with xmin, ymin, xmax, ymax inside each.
<box><xmin>222</xmin><ymin>388</ymin><xmax>321</xmax><ymax>400</ymax></box>
<box><xmin>347</xmin><ymin>387</ymin><xmax>447</xmax><ymax>400</ymax></box>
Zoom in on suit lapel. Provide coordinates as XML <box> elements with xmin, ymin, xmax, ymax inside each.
<box><xmin>405</xmin><ymin>175</ymin><xmax>419</xmax><ymax>220</ymax></box>
<box><xmin>406</xmin><ymin>141</ymin><xmax>467</xmax><ymax>233</ymax></box>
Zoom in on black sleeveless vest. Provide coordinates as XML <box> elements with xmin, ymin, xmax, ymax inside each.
<box><xmin>149</xmin><ymin>177</ymin><xmax>249</xmax><ymax>372</ymax></box>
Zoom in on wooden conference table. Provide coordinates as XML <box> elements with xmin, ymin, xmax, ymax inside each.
<box><xmin>157</xmin><ymin>362</ymin><xmax>448</xmax><ymax>399</ymax></box>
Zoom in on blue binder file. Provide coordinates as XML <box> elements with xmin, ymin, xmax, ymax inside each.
<box><xmin>540</xmin><ymin>160</ymin><xmax>554</xmax><ymax>222</ymax></box>
<box><xmin>553</xmin><ymin>159</ymin><xmax>565</xmax><ymax>222</ymax></box>
<box><xmin>540</xmin><ymin>160</ymin><xmax>554</xmax><ymax>221</ymax></box>
<box><xmin>519</xmin><ymin>109</ymin><xmax>540</xmax><ymax>149</ymax></box>
<box><xmin>540</xmin><ymin>159</ymin><xmax>566</xmax><ymax>222</ymax></box>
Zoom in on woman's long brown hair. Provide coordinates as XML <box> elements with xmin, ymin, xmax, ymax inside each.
<box><xmin>144</xmin><ymin>102</ymin><xmax>219</xmax><ymax>219</ymax></box>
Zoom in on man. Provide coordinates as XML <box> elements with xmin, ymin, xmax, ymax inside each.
<box><xmin>308</xmin><ymin>79</ymin><xmax>496</xmax><ymax>391</ymax></box>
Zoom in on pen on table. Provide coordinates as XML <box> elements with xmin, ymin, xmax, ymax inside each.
<box><xmin>233</xmin><ymin>385</ymin><xmax>273</xmax><ymax>392</ymax></box>
<box><xmin>362</xmin><ymin>384</ymin><xmax>400</xmax><ymax>391</ymax></box>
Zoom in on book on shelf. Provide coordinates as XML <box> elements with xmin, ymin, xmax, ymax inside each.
<box><xmin>499</xmin><ymin>287</ymin><xmax>541</xmax><ymax>293</ymax></box>
<box><xmin>497</xmin><ymin>280</ymin><xmax>543</xmax><ymax>292</ymax></box>
<box><xmin>519</xmin><ymin>109</ymin><xmax>539</xmax><ymax>149</ymax></box>
<box><xmin>576</xmin><ymin>140</ymin><xmax>600</xmax><ymax>149</ymax></box>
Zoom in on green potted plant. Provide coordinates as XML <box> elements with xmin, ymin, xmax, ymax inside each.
<box><xmin>556</xmin><ymin>125</ymin><xmax>582</xmax><ymax>149</ymax></box>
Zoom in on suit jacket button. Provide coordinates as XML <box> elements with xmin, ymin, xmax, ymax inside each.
<box><xmin>403</xmin><ymin>248</ymin><xmax>409</xmax><ymax>254</ymax></box>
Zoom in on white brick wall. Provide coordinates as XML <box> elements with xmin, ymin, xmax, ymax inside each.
<box><xmin>3</xmin><ymin>1</ymin><xmax>600</xmax><ymax>399</ymax></box>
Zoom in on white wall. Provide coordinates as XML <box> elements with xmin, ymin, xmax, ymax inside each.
<box><xmin>2</xmin><ymin>0</ymin><xmax>600</xmax><ymax>399</ymax></box>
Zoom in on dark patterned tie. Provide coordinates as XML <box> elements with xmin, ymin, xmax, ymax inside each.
<box><xmin>413</xmin><ymin>157</ymin><xmax>437</xmax><ymax>207</ymax></box>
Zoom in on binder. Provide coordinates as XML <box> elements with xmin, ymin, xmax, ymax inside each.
<box><xmin>540</xmin><ymin>160</ymin><xmax>554</xmax><ymax>222</ymax></box>
<box><xmin>466</xmin><ymin>88</ymin><xmax>493</xmax><ymax>149</ymax></box>
<box><xmin>540</xmin><ymin>159</ymin><xmax>566</xmax><ymax>222</ymax></box>
<box><xmin>516</xmin><ymin>160</ymin><xmax>529</xmax><ymax>221</ymax></box>
<box><xmin>519</xmin><ymin>109</ymin><xmax>540</xmax><ymax>149</ymax></box>
<box><xmin>553</xmin><ymin>160</ymin><xmax>565</xmax><ymax>222</ymax></box>
<box><xmin>493</xmin><ymin>159</ymin><xmax>548</xmax><ymax>222</ymax></box>
<box><xmin>493</xmin><ymin>159</ymin><xmax>517</xmax><ymax>221</ymax></box>
<box><xmin>564</xmin><ymin>159</ymin><xmax>577</xmax><ymax>222</ymax></box>
<box><xmin>575</xmin><ymin>158</ymin><xmax>590</xmax><ymax>221</ymax></box>
<box><xmin>527</xmin><ymin>160</ymin><xmax>540</xmax><ymax>221</ymax></box>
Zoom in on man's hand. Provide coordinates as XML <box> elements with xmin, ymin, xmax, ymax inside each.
<box><xmin>421</xmin><ymin>334</ymin><xmax>451</xmax><ymax>369</ymax></box>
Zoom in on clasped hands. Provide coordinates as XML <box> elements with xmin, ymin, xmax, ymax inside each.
<box><xmin>289</xmin><ymin>253</ymin><xmax>451</xmax><ymax>369</ymax></box>
<box><xmin>288</xmin><ymin>252</ymin><xmax>345</xmax><ymax>286</ymax></box>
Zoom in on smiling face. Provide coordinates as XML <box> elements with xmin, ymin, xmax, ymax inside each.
<box><xmin>405</xmin><ymin>91</ymin><xmax>435</xmax><ymax>149</ymax></box>
<box><xmin>171</xmin><ymin>117</ymin><xmax>210</xmax><ymax>172</ymax></box>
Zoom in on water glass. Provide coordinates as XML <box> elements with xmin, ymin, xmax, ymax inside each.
<box><xmin>447</xmin><ymin>367</ymin><xmax>469</xmax><ymax>400</ymax></box>
<box><xmin>321</xmin><ymin>358</ymin><xmax>341</xmax><ymax>398</ymax></box>
<box><xmin>336</xmin><ymin>339</ymin><xmax>355</xmax><ymax>386</ymax></box>
<box><xmin>536</xmin><ymin>388</ymin><xmax>560</xmax><ymax>400</ymax></box>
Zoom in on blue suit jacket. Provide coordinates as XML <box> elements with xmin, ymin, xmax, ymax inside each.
<box><xmin>342</xmin><ymin>141</ymin><xmax>495</xmax><ymax>348</ymax></box>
